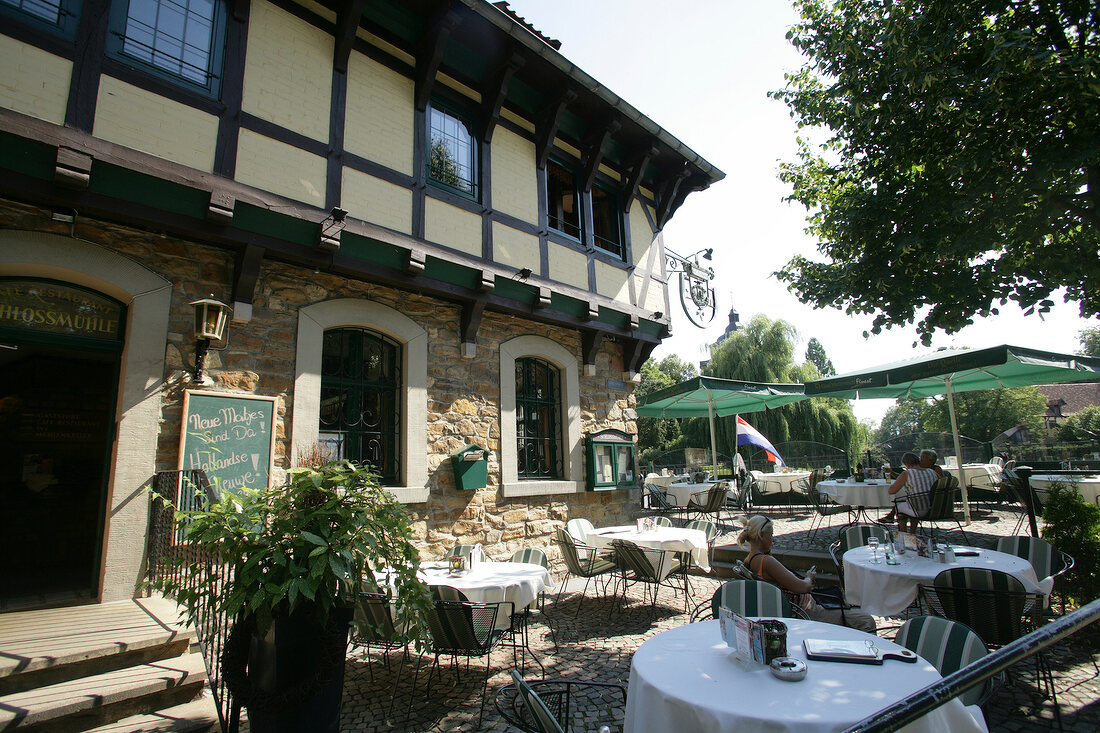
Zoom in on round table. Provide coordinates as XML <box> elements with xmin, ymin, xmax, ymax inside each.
<box><xmin>843</xmin><ymin>545</ymin><xmax>1048</xmax><ymax>617</ymax></box>
<box><xmin>625</xmin><ymin>618</ymin><xmax>987</xmax><ymax>733</ymax></box>
<box><xmin>587</xmin><ymin>525</ymin><xmax>710</xmax><ymax>575</ymax></box>
<box><xmin>666</xmin><ymin>481</ymin><xmax>715</xmax><ymax>506</ymax></box>
<box><xmin>755</xmin><ymin>471</ymin><xmax>812</xmax><ymax>494</ymax></box>
<box><xmin>944</xmin><ymin>463</ymin><xmax>1002</xmax><ymax>490</ymax></box>
<box><xmin>420</xmin><ymin>560</ymin><xmax>552</xmax><ymax>627</ymax></box>
<box><xmin>818</xmin><ymin>478</ymin><xmax>893</xmax><ymax>507</ymax></box>
<box><xmin>1028</xmin><ymin>474</ymin><xmax>1100</xmax><ymax>504</ymax></box>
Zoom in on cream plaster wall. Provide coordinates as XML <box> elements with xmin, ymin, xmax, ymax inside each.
<box><xmin>0</xmin><ymin>231</ymin><xmax>171</xmax><ymax>603</ymax></box>
<box><xmin>342</xmin><ymin>168</ymin><xmax>413</xmax><ymax>235</ymax></box>
<box><xmin>490</xmin><ymin>128</ymin><xmax>538</xmax><ymax>223</ymax></box>
<box><xmin>548</xmin><ymin>245</ymin><xmax>589</xmax><ymax>291</ymax></box>
<box><xmin>242</xmin><ymin>0</ymin><xmax>332</xmax><ymax>143</ymax></box>
<box><xmin>595</xmin><ymin>260</ymin><xmax>631</xmax><ymax>304</ymax></box>
<box><xmin>236</xmin><ymin>129</ymin><xmax>327</xmax><ymax>205</ymax></box>
<box><xmin>344</xmin><ymin>53</ymin><xmax>415</xmax><ymax>176</ymax></box>
<box><xmin>0</xmin><ymin>35</ymin><xmax>71</xmax><ymax>125</ymax></box>
<box><xmin>425</xmin><ymin>198</ymin><xmax>482</xmax><ymax>256</ymax></box>
<box><xmin>93</xmin><ymin>77</ymin><xmax>219</xmax><ymax>172</ymax></box>
<box><xmin>491</xmin><ymin>222</ymin><xmax>539</xmax><ymax>271</ymax></box>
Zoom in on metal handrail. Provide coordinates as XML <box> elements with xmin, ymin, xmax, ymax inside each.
<box><xmin>843</xmin><ymin>597</ymin><xmax>1100</xmax><ymax>732</ymax></box>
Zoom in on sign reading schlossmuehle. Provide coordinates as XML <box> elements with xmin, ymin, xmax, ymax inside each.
<box><xmin>0</xmin><ymin>279</ymin><xmax>123</xmax><ymax>341</ymax></box>
<box><xmin>178</xmin><ymin>390</ymin><xmax>277</xmax><ymax>494</ymax></box>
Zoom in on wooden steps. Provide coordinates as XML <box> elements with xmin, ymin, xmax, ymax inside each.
<box><xmin>0</xmin><ymin>597</ymin><xmax>218</xmax><ymax>732</ymax></box>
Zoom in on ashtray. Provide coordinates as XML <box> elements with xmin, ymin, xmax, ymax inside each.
<box><xmin>770</xmin><ymin>657</ymin><xmax>807</xmax><ymax>681</ymax></box>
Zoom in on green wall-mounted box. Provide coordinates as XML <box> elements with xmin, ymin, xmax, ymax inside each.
<box><xmin>451</xmin><ymin>444</ymin><xmax>489</xmax><ymax>491</ymax></box>
<box><xmin>585</xmin><ymin>429</ymin><xmax>636</xmax><ymax>491</ymax></box>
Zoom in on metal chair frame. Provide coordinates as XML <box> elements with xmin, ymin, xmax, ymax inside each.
<box><xmin>609</xmin><ymin>539</ymin><xmax>691</xmax><ymax>619</ymax></box>
<box><xmin>552</xmin><ymin>529</ymin><xmax>616</xmax><ymax>618</ymax></box>
<box><xmin>494</xmin><ymin>669</ymin><xmax>627</xmax><ymax>733</ymax></box>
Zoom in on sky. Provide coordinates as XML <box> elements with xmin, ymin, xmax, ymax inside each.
<box><xmin>504</xmin><ymin>1</ymin><xmax>1097</xmax><ymax>426</ymax></box>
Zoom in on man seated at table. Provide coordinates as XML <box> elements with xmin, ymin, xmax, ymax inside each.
<box><xmin>740</xmin><ymin>515</ymin><xmax>877</xmax><ymax>633</ymax></box>
<box><xmin>885</xmin><ymin>452</ymin><xmax>939</xmax><ymax>533</ymax></box>
<box><xmin>878</xmin><ymin>448</ymin><xmax>943</xmax><ymax>524</ymax></box>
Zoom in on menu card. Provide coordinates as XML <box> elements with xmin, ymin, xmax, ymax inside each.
<box><xmin>719</xmin><ymin>608</ymin><xmax>765</xmax><ymax>665</ymax></box>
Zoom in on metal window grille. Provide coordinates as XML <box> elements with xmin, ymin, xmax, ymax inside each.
<box><xmin>3</xmin><ymin>0</ymin><xmax>64</xmax><ymax>24</ymax></box>
<box><xmin>117</xmin><ymin>0</ymin><xmax>217</xmax><ymax>84</ymax></box>
<box><xmin>516</xmin><ymin>357</ymin><xmax>562</xmax><ymax>479</ymax></box>
<box><xmin>428</xmin><ymin>106</ymin><xmax>477</xmax><ymax>195</ymax></box>
<box><xmin>547</xmin><ymin>161</ymin><xmax>581</xmax><ymax>239</ymax></box>
<box><xmin>320</xmin><ymin>328</ymin><xmax>402</xmax><ymax>482</ymax></box>
<box><xmin>592</xmin><ymin>185</ymin><xmax>624</xmax><ymax>259</ymax></box>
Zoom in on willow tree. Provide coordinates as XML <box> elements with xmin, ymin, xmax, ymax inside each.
<box><xmin>697</xmin><ymin>314</ymin><xmax>860</xmax><ymax>456</ymax></box>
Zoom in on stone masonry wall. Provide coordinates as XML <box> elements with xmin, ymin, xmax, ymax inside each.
<box><xmin>1</xmin><ymin>199</ymin><xmax>644</xmax><ymax>571</ymax></box>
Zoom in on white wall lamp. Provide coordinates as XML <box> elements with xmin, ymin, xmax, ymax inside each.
<box><xmin>190</xmin><ymin>296</ymin><xmax>232</xmax><ymax>382</ymax></box>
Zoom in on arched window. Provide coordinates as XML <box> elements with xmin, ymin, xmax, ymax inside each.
<box><xmin>515</xmin><ymin>357</ymin><xmax>562</xmax><ymax>479</ymax></box>
<box><xmin>320</xmin><ymin>328</ymin><xmax>401</xmax><ymax>482</ymax></box>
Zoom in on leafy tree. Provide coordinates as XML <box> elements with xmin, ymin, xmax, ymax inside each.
<box><xmin>636</xmin><ymin>355</ymin><xmax>698</xmax><ymax>456</ymax></box>
<box><xmin>701</xmin><ymin>314</ymin><xmax>860</xmax><ymax>455</ymax></box>
<box><xmin>805</xmin><ymin>337</ymin><xmax>835</xmax><ymax>376</ymax></box>
<box><xmin>921</xmin><ymin>387</ymin><xmax>1046</xmax><ymax>442</ymax></box>
<box><xmin>1057</xmin><ymin>404</ymin><xmax>1100</xmax><ymax>442</ymax></box>
<box><xmin>875</xmin><ymin>398</ymin><xmax>928</xmax><ymax>443</ymax></box>
<box><xmin>1080</xmin><ymin>326</ymin><xmax>1100</xmax><ymax>357</ymax></box>
<box><xmin>774</xmin><ymin>1</ymin><xmax>1100</xmax><ymax>345</ymax></box>
<box><xmin>428</xmin><ymin>138</ymin><xmax>464</xmax><ymax>190</ymax></box>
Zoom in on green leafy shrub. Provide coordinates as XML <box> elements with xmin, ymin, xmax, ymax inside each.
<box><xmin>1041</xmin><ymin>481</ymin><xmax>1100</xmax><ymax>606</ymax></box>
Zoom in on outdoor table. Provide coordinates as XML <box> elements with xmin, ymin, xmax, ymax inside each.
<box><xmin>665</xmin><ymin>481</ymin><xmax>714</xmax><ymax>506</ymax></box>
<box><xmin>416</xmin><ymin>560</ymin><xmax>552</xmax><ymax>629</ymax></box>
<box><xmin>587</xmin><ymin>525</ymin><xmax>710</xmax><ymax>576</ymax></box>
<box><xmin>843</xmin><ymin>545</ymin><xmax>1049</xmax><ymax>617</ymax></box>
<box><xmin>1028</xmin><ymin>474</ymin><xmax>1100</xmax><ymax>505</ymax></box>
<box><xmin>944</xmin><ymin>463</ymin><xmax>1002</xmax><ymax>490</ymax></box>
<box><xmin>755</xmin><ymin>470</ymin><xmax>812</xmax><ymax>494</ymax></box>
<box><xmin>818</xmin><ymin>478</ymin><xmax>892</xmax><ymax>523</ymax></box>
<box><xmin>624</xmin><ymin>618</ymin><xmax>987</xmax><ymax>733</ymax></box>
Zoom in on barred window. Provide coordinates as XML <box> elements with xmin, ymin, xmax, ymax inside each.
<box><xmin>515</xmin><ymin>357</ymin><xmax>562</xmax><ymax>479</ymax></box>
<box><xmin>428</xmin><ymin>104</ymin><xmax>478</xmax><ymax>198</ymax></box>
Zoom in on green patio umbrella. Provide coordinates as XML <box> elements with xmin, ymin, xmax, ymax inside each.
<box><xmin>804</xmin><ymin>344</ymin><xmax>1100</xmax><ymax>526</ymax></box>
<box><xmin>637</xmin><ymin>377</ymin><xmax>807</xmax><ymax>474</ymax></box>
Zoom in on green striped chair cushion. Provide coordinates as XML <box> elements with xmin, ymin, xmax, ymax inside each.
<box><xmin>554</xmin><ymin>528</ymin><xmax>616</xmax><ymax>577</ymax></box>
<box><xmin>446</xmin><ymin>544</ymin><xmax>476</xmax><ymax>558</ymax></box>
<box><xmin>510</xmin><ymin>670</ymin><xmax>564</xmax><ymax>733</ymax></box>
<box><xmin>654</xmin><ymin>516</ymin><xmax>673</xmax><ymax>528</ymax></box>
<box><xmin>838</xmin><ymin>524</ymin><xmax>893</xmax><ymax>554</ymax></box>
<box><xmin>352</xmin><ymin>592</ymin><xmax>402</xmax><ymax>645</ymax></box>
<box><xmin>510</xmin><ymin>547</ymin><xmax>551</xmax><ymax>571</ymax></box>
<box><xmin>685</xmin><ymin>519</ymin><xmax>718</xmax><ymax>543</ymax></box>
<box><xmin>896</xmin><ymin>616</ymin><xmax>990</xmax><ymax>706</ymax></box>
<box><xmin>712</xmin><ymin>580</ymin><xmax>791</xmax><ymax>620</ymax></box>
<box><xmin>996</xmin><ymin>536</ymin><xmax>1057</xmax><ymax>581</ymax></box>
<box><xmin>931</xmin><ymin>568</ymin><xmax>1030</xmax><ymax>647</ymax></box>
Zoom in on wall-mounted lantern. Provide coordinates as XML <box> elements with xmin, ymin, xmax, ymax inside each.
<box><xmin>190</xmin><ymin>296</ymin><xmax>231</xmax><ymax>382</ymax></box>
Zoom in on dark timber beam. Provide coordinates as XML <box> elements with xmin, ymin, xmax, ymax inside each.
<box><xmin>414</xmin><ymin>6</ymin><xmax>462</xmax><ymax>111</ymax></box>
<box><xmin>229</xmin><ymin>0</ymin><xmax>247</xmax><ymax>22</ymax></box>
<box><xmin>535</xmin><ymin>87</ymin><xmax>577</xmax><ymax>169</ymax></box>
<box><xmin>460</xmin><ymin>298</ymin><xmax>487</xmax><ymax>357</ymax></box>
<box><xmin>333</xmin><ymin>0</ymin><xmax>369</xmax><ymax>73</ymax></box>
<box><xmin>656</xmin><ymin>163</ymin><xmax>691</xmax><ymax>230</ymax></box>
<box><xmin>581</xmin><ymin>331</ymin><xmax>603</xmax><ymax>376</ymax></box>
<box><xmin>621</xmin><ymin>145</ymin><xmax>658</xmax><ymax>213</ymax></box>
<box><xmin>481</xmin><ymin>50</ymin><xmax>525</xmax><ymax>143</ymax></box>
<box><xmin>580</xmin><ymin>116</ymin><xmax>621</xmax><ymax>193</ymax></box>
<box><xmin>662</xmin><ymin>175</ymin><xmax>711</xmax><ymax>229</ymax></box>
<box><xmin>231</xmin><ymin>242</ymin><xmax>265</xmax><ymax>322</ymax></box>
<box><xmin>621</xmin><ymin>338</ymin><xmax>656</xmax><ymax>380</ymax></box>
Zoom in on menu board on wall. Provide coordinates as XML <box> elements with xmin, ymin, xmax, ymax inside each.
<box><xmin>178</xmin><ymin>390</ymin><xmax>276</xmax><ymax>494</ymax></box>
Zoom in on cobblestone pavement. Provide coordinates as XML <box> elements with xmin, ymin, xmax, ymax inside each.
<box><xmin>255</xmin><ymin>505</ymin><xmax>1100</xmax><ymax>731</ymax></box>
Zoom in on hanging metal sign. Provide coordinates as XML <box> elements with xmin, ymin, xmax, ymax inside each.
<box><xmin>665</xmin><ymin>248</ymin><xmax>717</xmax><ymax>327</ymax></box>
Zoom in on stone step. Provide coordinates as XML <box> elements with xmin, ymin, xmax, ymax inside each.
<box><xmin>86</xmin><ymin>693</ymin><xmax>220</xmax><ymax>733</ymax></box>
<box><xmin>0</xmin><ymin>651</ymin><xmax>208</xmax><ymax>731</ymax></box>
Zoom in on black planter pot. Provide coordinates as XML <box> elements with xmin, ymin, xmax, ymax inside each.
<box><xmin>223</xmin><ymin>606</ymin><xmax>352</xmax><ymax>733</ymax></box>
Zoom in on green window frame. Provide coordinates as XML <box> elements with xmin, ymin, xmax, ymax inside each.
<box><xmin>0</xmin><ymin>0</ymin><xmax>82</xmax><ymax>37</ymax></box>
<box><xmin>319</xmin><ymin>328</ymin><xmax>401</xmax><ymax>484</ymax></box>
<box><xmin>427</xmin><ymin>102</ymin><xmax>478</xmax><ymax>199</ymax></box>
<box><xmin>515</xmin><ymin>357</ymin><xmax>563</xmax><ymax>480</ymax></box>
<box><xmin>106</xmin><ymin>0</ymin><xmax>227</xmax><ymax>97</ymax></box>
<box><xmin>546</xmin><ymin>158</ymin><xmax>581</xmax><ymax>240</ymax></box>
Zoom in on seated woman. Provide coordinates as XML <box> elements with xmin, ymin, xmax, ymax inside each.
<box><xmin>887</xmin><ymin>451</ymin><xmax>939</xmax><ymax>533</ymax></box>
<box><xmin>740</xmin><ymin>515</ymin><xmax>877</xmax><ymax>634</ymax></box>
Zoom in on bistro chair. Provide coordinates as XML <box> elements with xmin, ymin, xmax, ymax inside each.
<box><xmin>828</xmin><ymin>523</ymin><xmax>893</xmax><ymax>585</ymax></box>
<box><xmin>495</xmin><ymin>669</ymin><xmax>627</xmax><ymax>733</ymax></box>
<box><xmin>552</xmin><ymin>528</ymin><xmax>616</xmax><ymax>618</ymax></box>
<box><xmin>653</xmin><ymin>515</ymin><xmax>673</xmax><ymax>528</ymax></box>
<box><xmin>645</xmin><ymin>484</ymin><xmax>685</xmax><ymax>522</ymax></box>
<box><xmin>803</xmin><ymin>478</ymin><xmax>848</xmax><ymax>542</ymax></box>
<box><xmin>920</xmin><ymin>567</ymin><xmax>1060</xmax><ymax>730</ymax></box>
<box><xmin>690</xmin><ymin>579</ymin><xmax>802</xmax><ymax>623</ymax></box>
<box><xmin>996</xmin><ymin>536</ymin><xmax>1074</xmax><ymax>614</ymax></box>
<box><xmin>894</xmin><ymin>616</ymin><xmax>998</xmax><ymax>707</ymax></box>
<box><xmin>410</xmin><ymin>594</ymin><xmax>515</xmax><ymax>728</ymax></box>
<box><xmin>685</xmin><ymin>481</ymin><xmax>729</xmax><ymax>524</ymax></box>
<box><xmin>609</xmin><ymin>539</ymin><xmax>690</xmax><ymax>618</ymax></box>
<box><xmin>350</xmin><ymin>591</ymin><xmax>410</xmax><ymax>719</ymax></box>
<box><xmin>509</xmin><ymin>547</ymin><xmax>558</xmax><ymax>654</ymax></box>
<box><xmin>446</xmin><ymin>543</ymin><xmax>477</xmax><ymax>559</ymax></box>
<box><xmin>894</xmin><ymin>474</ymin><xmax>971</xmax><ymax>545</ymax></box>
<box><xmin>677</xmin><ymin>518</ymin><xmax>717</xmax><ymax>572</ymax></box>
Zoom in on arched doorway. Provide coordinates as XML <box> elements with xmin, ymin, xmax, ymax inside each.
<box><xmin>0</xmin><ymin>279</ymin><xmax>124</xmax><ymax>609</ymax></box>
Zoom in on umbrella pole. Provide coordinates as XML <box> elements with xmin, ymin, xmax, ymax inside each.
<box><xmin>945</xmin><ymin>382</ymin><xmax>971</xmax><ymax>524</ymax></box>
<box><xmin>708</xmin><ymin>399</ymin><xmax>719</xmax><ymax>479</ymax></box>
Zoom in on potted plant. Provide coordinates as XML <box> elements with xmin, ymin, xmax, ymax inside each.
<box><xmin>150</xmin><ymin>460</ymin><xmax>433</xmax><ymax>733</ymax></box>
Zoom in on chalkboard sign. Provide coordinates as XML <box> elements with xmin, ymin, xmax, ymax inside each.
<box><xmin>178</xmin><ymin>390</ymin><xmax>277</xmax><ymax>493</ymax></box>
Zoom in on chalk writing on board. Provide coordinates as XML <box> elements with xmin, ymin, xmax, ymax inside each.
<box><xmin>179</xmin><ymin>391</ymin><xmax>276</xmax><ymax>493</ymax></box>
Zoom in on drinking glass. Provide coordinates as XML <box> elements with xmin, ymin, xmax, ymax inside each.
<box><xmin>867</xmin><ymin>536</ymin><xmax>881</xmax><ymax>564</ymax></box>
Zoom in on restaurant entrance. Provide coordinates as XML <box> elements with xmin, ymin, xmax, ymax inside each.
<box><xmin>0</xmin><ymin>282</ymin><xmax>123</xmax><ymax>611</ymax></box>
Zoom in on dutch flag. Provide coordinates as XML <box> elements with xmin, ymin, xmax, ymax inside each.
<box><xmin>736</xmin><ymin>416</ymin><xmax>785</xmax><ymax>467</ymax></box>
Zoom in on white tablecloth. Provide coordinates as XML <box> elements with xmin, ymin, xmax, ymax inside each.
<box><xmin>625</xmin><ymin>618</ymin><xmax>987</xmax><ymax>733</ymax></box>
<box><xmin>843</xmin><ymin>545</ymin><xmax>1049</xmax><ymax>617</ymax></box>
<box><xmin>818</xmin><ymin>478</ymin><xmax>893</xmax><ymax>508</ymax></box>
<box><xmin>944</xmin><ymin>464</ymin><xmax>1001</xmax><ymax>490</ymax></box>
<box><xmin>1028</xmin><ymin>474</ymin><xmax>1100</xmax><ymax>504</ymax></box>
<box><xmin>666</xmin><ymin>481</ymin><xmax>715</xmax><ymax>506</ymax></box>
<box><xmin>588</xmin><ymin>525</ymin><xmax>710</xmax><ymax>575</ymax></box>
<box><xmin>420</xmin><ymin>561</ymin><xmax>552</xmax><ymax>627</ymax></box>
<box><xmin>756</xmin><ymin>471</ymin><xmax>812</xmax><ymax>494</ymax></box>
